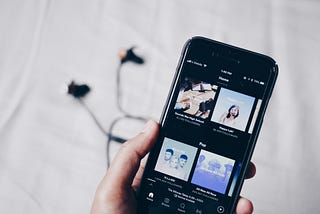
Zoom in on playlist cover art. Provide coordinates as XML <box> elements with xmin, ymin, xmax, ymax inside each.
<box><xmin>154</xmin><ymin>137</ymin><xmax>197</xmax><ymax>181</ymax></box>
<box><xmin>211</xmin><ymin>88</ymin><xmax>255</xmax><ymax>131</ymax></box>
<box><xmin>191</xmin><ymin>149</ymin><xmax>235</xmax><ymax>194</ymax></box>
<box><xmin>174</xmin><ymin>77</ymin><xmax>217</xmax><ymax>119</ymax></box>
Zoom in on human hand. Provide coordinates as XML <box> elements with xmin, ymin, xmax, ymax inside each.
<box><xmin>91</xmin><ymin>120</ymin><xmax>256</xmax><ymax>214</ymax></box>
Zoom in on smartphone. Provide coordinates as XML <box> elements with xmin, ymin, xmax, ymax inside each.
<box><xmin>137</xmin><ymin>36</ymin><xmax>278</xmax><ymax>214</ymax></box>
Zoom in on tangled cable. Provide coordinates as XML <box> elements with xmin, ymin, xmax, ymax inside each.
<box><xmin>67</xmin><ymin>47</ymin><xmax>148</xmax><ymax>168</ymax></box>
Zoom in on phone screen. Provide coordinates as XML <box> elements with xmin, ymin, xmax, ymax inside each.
<box><xmin>138</xmin><ymin>37</ymin><xmax>277</xmax><ymax>214</ymax></box>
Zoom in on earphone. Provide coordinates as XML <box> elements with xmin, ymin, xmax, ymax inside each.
<box><xmin>119</xmin><ymin>47</ymin><xmax>144</xmax><ymax>64</ymax></box>
<box><xmin>67</xmin><ymin>46</ymin><xmax>148</xmax><ymax>167</ymax></box>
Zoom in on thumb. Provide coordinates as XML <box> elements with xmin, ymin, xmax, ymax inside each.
<box><xmin>102</xmin><ymin>120</ymin><xmax>159</xmax><ymax>190</ymax></box>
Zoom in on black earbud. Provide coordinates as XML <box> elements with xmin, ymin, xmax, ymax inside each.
<box><xmin>67</xmin><ymin>81</ymin><xmax>90</xmax><ymax>98</ymax></box>
<box><xmin>119</xmin><ymin>47</ymin><xmax>144</xmax><ymax>64</ymax></box>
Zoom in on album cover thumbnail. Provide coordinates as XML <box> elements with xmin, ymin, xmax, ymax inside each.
<box><xmin>191</xmin><ymin>149</ymin><xmax>235</xmax><ymax>194</ymax></box>
<box><xmin>154</xmin><ymin>137</ymin><xmax>198</xmax><ymax>181</ymax></box>
<box><xmin>174</xmin><ymin>77</ymin><xmax>217</xmax><ymax>119</ymax></box>
<box><xmin>211</xmin><ymin>88</ymin><xmax>255</xmax><ymax>131</ymax></box>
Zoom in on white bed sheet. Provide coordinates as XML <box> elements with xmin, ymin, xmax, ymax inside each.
<box><xmin>0</xmin><ymin>0</ymin><xmax>320</xmax><ymax>213</ymax></box>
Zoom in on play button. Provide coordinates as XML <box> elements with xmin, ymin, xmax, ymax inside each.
<box><xmin>217</xmin><ymin>206</ymin><xmax>225</xmax><ymax>213</ymax></box>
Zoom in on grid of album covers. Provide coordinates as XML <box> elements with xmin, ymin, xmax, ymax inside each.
<box><xmin>155</xmin><ymin>137</ymin><xmax>236</xmax><ymax>195</ymax></box>
<box><xmin>154</xmin><ymin>77</ymin><xmax>264</xmax><ymax>195</ymax></box>
<box><xmin>174</xmin><ymin>77</ymin><xmax>261</xmax><ymax>132</ymax></box>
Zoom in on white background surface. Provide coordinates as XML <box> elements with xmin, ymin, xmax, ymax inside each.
<box><xmin>1</xmin><ymin>0</ymin><xmax>320</xmax><ymax>213</ymax></box>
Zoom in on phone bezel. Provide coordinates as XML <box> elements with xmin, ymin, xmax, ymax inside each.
<box><xmin>137</xmin><ymin>36</ymin><xmax>278</xmax><ymax>213</ymax></box>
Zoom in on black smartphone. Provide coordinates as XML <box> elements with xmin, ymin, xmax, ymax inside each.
<box><xmin>137</xmin><ymin>36</ymin><xmax>278</xmax><ymax>214</ymax></box>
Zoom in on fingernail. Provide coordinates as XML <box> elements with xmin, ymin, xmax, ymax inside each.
<box><xmin>142</xmin><ymin>120</ymin><xmax>153</xmax><ymax>133</ymax></box>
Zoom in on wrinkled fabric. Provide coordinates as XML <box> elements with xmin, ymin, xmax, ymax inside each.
<box><xmin>0</xmin><ymin>0</ymin><xmax>319</xmax><ymax>213</ymax></box>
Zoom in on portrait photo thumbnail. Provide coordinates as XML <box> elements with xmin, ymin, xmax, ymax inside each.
<box><xmin>191</xmin><ymin>149</ymin><xmax>235</xmax><ymax>194</ymax></box>
<box><xmin>174</xmin><ymin>77</ymin><xmax>218</xmax><ymax>119</ymax></box>
<box><xmin>154</xmin><ymin>137</ymin><xmax>198</xmax><ymax>181</ymax></box>
<box><xmin>210</xmin><ymin>88</ymin><xmax>255</xmax><ymax>131</ymax></box>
